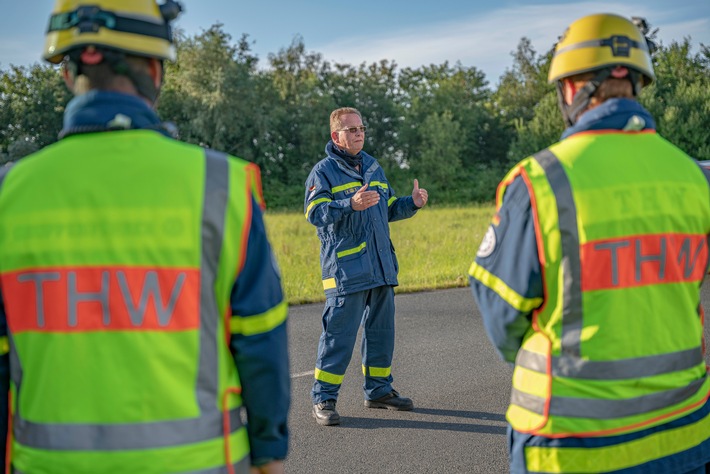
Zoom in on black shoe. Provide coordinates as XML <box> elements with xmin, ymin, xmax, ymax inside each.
<box><xmin>312</xmin><ymin>400</ymin><xmax>340</xmax><ymax>426</ymax></box>
<box><xmin>364</xmin><ymin>390</ymin><xmax>414</xmax><ymax>411</ymax></box>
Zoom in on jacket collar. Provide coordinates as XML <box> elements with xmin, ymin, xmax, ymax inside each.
<box><xmin>561</xmin><ymin>98</ymin><xmax>656</xmax><ymax>139</ymax></box>
<box><xmin>61</xmin><ymin>91</ymin><xmax>172</xmax><ymax>138</ymax></box>
<box><xmin>325</xmin><ymin>141</ymin><xmax>378</xmax><ymax>179</ymax></box>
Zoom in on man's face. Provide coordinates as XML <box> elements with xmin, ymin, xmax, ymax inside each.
<box><xmin>332</xmin><ymin>113</ymin><xmax>365</xmax><ymax>155</ymax></box>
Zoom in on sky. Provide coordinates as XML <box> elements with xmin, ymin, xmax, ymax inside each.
<box><xmin>1</xmin><ymin>1</ymin><xmax>709</xmax><ymax>86</ymax></box>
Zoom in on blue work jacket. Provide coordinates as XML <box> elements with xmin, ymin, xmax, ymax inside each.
<box><xmin>305</xmin><ymin>141</ymin><xmax>419</xmax><ymax>297</ymax></box>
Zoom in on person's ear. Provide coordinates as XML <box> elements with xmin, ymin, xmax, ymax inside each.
<box><xmin>148</xmin><ymin>58</ymin><xmax>163</xmax><ymax>89</ymax></box>
<box><xmin>331</xmin><ymin>130</ymin><xmax>340</xmax><ymax>144</ymax></box>
<box><xmin>562</xmin><ymin>78</ymin><xmax>577</xmax><ymax>105</ymax></box>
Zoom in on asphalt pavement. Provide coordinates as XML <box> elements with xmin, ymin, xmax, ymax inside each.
<box><xmin>284</xmin><ymin>284</ymin><xmax>710</xmax><ymax>474</ymax></box>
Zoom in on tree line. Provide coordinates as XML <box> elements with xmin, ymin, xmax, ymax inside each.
<box><xmin>1</xmin><ymin>24</ymin><xmax>708</xmax><ymax>209</ymax></box>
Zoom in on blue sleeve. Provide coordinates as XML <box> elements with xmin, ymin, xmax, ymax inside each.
<box><xmin>304</xmin><ymin>167</ymin><xmax>355</xmax><ymax>226</ymax></box>
<box><xmin>386</xmin><ymin>183</ymin><xmax>418</xmax><ymax>223</ymax></box>
<box><xmin>468</xmin><ymin>176</ymin><xmax>543</xmax><ymax>363</ymax></box>
<box><xmin>0</xmin><ymin>290</ymin><xmax>8</xmax><ymax>468</ymax></box>
<box><xmin>229</xmin><ymin>198</ymin><xmax>290</xmax><ymax>462</ymax></box>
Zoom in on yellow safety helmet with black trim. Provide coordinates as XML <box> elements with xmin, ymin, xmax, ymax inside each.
<box><xmin>43</xmin><ymin>0</ymin><xmax>182</xmax><ymax>64</ymax></box>
<box><xmin>549</xmin><ymin>13</ymin><xmax>655</xmax><ymax>85</ymax></box>
<box><xmin>548</xmin><ymin>13</ymin><xmax>656</xmax><ymax>127</ymax></box>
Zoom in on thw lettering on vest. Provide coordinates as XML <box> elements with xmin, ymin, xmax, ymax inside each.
<box><xmin>2</xmin><ymin>267</ymin><xmax>200</xmax><ymax>333</ymax></box>
<box><xmin>581</xmin><ymin>233</ymin><xmax>708</xmax><ymax>291</ymax></box>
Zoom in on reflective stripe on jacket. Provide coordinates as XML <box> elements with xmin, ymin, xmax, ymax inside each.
<box><xmin>304</xmin><ymin>141</ymin><xmax>418</xmax><ymax>296</ymax></box>
<box><xmin>499</xmin><ymin>131</ymin><xmax>710</xmax><ymax>437</ymax></box>
<box><xmin>0</xmin><ymin>131</ymin><xmax>264</xmax><ymax>473</ymax></box>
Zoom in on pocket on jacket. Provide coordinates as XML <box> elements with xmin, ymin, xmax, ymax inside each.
<box><xmin>390</xmin><ymin>241</ymin><xmax>399</xmax><ymax>274</ymax></box>
<box><xmin>336</xmin><ymin>241</ymin><xmax>372</xmax><ymax>286</ymax></box>
<box><xmin>325</xmin><ymin>296</ymin><xmax>345</xmax><ymax>308</ymax></box>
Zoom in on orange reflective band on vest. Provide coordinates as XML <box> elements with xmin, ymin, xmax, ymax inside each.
<box><xmin>3</xmin><ymin>267</ymin><xmax>199</xmax><ymax>332</ymax></box>
<box><xmin>581</xmin><ymin>233</ymin><xmax>708</xmax><ymax>290</ymax></box>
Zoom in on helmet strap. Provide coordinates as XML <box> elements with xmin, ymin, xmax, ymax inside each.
<box><xmin>627</xmin><ymin>70</ymin><xmax>642</xmax><ymax>96</ymax></box>
<box><xmin>557</xmin><ymin>68</ymin><xmax>612</xmax><ymax>127</ymax></box>
<box><xmin>66</xmin><ymin>48</ymin><xmax>162</xmax><ymax>104</ymax></box>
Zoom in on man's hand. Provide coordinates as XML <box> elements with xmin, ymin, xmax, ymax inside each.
<box><xmin>351</xmin><ymin>183</ymin><xmax>380</xmax><ymax>211</ymax></box>
<box><xmin>251</xmin><ymin>460</ymin><xmax>285</xmax><ymax>474</ymax></box>
<box><xmin>412</xmin><ymin>179</ymin><xmax>428</xmax><ymax>208</ymax></box>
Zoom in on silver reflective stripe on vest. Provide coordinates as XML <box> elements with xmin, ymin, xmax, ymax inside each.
<box><xmin>199</xmin><ymin>148</ymin><xmax>229</xmax><ymax>412</ymax></box>
<box><xmin>533</xmin><ymin>149</ymin><xmax>583</xmax><ymax>358</ymax></box>
<box><xmin>13</xmin><ymin>455</ymin><xmax>250</xmax><ymax>474</ymax></box>
<box><xmin>511</xmin><ymin>376</ymin><xmax>707</xmax><ymax>419</ymax></box>
<box><xmin>14</xmin><ymin>408</ymin><xmax>241</xmax><ymax>451</ymax></box>
<box><xmin>510</xmin><ymin>375</ymin><xmax>707</xmax><ymax>420</ymax></box>
<box><xmin>517</xmin><ymin>346</ymin><xmax>704</xmax><ymax>380</ymax></box>
<box><xmin>0</xmin><ymin>163</ymin><xmax>12</xmax><ymax>190</ymax></box>
<box><xmin>11</xmin><ymin>148</ymin><xmax>240</xmax><ymax>451</ymax></box>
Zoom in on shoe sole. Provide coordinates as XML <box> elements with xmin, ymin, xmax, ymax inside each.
<box><xmin>364</xmin><ymin>400</ymin><xmax>414</xmax><ymax>411</ymax></box>
<box><xmin>312</xmin><ymin>410</ymin><xmax>341</xmax><ymax>426</ymax></box>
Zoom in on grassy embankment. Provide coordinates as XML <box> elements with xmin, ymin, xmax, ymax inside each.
<box><xmin>264</xmin><ymin>204</ymin><xmax>496</xmax><ymax>305</ymax></box>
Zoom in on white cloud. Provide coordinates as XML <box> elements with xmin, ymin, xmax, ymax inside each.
<box><xmin>314</xmin><ymin>1</ymin><xmax>708</xmax><ymax>84</ymax></box>
<box><xmin>656</xmin><ymin>18</ymin><xmax>710</xmax><ymax>47</ymax></box>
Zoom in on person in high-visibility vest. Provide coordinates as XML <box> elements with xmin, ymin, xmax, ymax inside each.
<box><xmin>469</xmin><ymin>13</ymin><xmax>710</xmax><ymax>474</ymax></box>
<box><xmin>0</xmin><ymin>1</ymin><xmax>289</xmax><ymax>473</ymax></box>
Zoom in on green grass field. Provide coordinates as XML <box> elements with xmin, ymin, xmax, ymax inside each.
<box><xmin>264</xmin><ymin>204</ymin><xmax>496</xmax><ymax>305</ymax></box>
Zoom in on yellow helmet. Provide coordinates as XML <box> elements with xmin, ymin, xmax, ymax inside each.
<box><xmin>43</xmin><ymin>0</ymin><xmax>182</xmax><ymax>64</ymax></box>
<box><xmin>548</xmin><ymin>13</ymin><xmax>655</xmax><ymax>85</ymax></box>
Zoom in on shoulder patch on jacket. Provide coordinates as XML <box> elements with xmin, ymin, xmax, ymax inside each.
<box><xmin>477</xmin><ymin>225</ymin><xmax>497</xmax><ymax>258</ymax></box>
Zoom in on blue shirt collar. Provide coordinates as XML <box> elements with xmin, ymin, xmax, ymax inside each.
<box><xmin>61</xmin><ymin>91</ymin><xmax>171</xmax><ymax>137</ymax></box>
<box><xmin>561</xmin><ymin>98</ymin><xmax>656</xmax><ymax>139</ymax></box>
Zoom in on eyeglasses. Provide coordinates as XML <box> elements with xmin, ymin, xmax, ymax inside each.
<box><xmin>337</xmin><ymin>126</ymin><xmax>367</xmax><ymax>134</ymax></box>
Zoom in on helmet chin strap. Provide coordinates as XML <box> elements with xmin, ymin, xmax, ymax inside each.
<box><xmin>67</xmin><ymin>48</ymin><xmax>162</xmax><ymax>104</ymax></box>
<box><xmin>556</xmin><ymin>68</ymin><xmax>611</xmax><ymax>127</ymax></box>
<box><xmin>556</xmin><ymin>66</ymin><xmax>645</xmax><ymax>127</ymax></box>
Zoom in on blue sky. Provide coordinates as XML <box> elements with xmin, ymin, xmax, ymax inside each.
<box><xmin>1</xmin><ymin>1</ymin><xmax>708</xmax><ymax>85</ymax></box>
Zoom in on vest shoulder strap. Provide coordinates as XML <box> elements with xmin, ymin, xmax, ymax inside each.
<box><xmin>694</xmin><ymin>161</ymin><xmax>710</xmax><ymax>190</ymax></box>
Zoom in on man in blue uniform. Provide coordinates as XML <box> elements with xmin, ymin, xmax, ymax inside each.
<box><xmin>305</xmin><ymin>107</ymin><xmax>428</xmax><ymax>426</ymax></box>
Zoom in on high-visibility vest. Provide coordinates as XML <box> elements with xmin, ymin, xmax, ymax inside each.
<box><xmin>0</xmin><ymin>131</ymin><xmax>263</xmax><ymax>473</ymax></box>
<box><xmin>500</xmin><ymin>130</ymin><xmax>710</xmax><ymax>438</ymax></box>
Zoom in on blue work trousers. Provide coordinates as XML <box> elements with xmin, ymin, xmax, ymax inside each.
<box><xmin>312</xmin><ymin>286</ymin><xmax>396</xmax><ymax>404</ymax></box>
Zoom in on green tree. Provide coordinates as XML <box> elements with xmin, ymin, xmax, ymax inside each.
<box><xmin>493</xmin><ymin>37</ymin><xmax>554</xmax><ymax>126</ymax></box>
<box><xmin>159</xmin><ymin>25</ymin><xmax>263</xmax><ymax>155</ymax></box>
<box><xmin>641</xmin><ymin>40</ymin><xmax>710</xmax><ymax>159</ymax></box>
<box><xmin>506</xmin><ymin>92</ymin><xmax>562</xmax><ymax>161</ymax></box>
<box><xmin>0</xmin><ymin>64</ymin><xmax>68</xmax><ymax>158</ymax></box>
<box><xmin>7</xmin><ymin>136</ymin><xmax>41</xmax><ymax>161</ymax></box>
<box><xmin>321</xmin><ymin>60</ymin><xmax>404</xmax><ymax>180</ymax></box>
<box><xmin>412</xmin><ymin>110</ymin><xmax>463</xmax><ymax>202</ymax></box>
<box><xmin>261</xmin><ymin>37</ymin><xmax>337</xmax><ymax>207</ymax></box>
<box><xmin>398</xmin><ymin>62</ymin><xmax>508</xmax><ymax>202</ymax></box>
